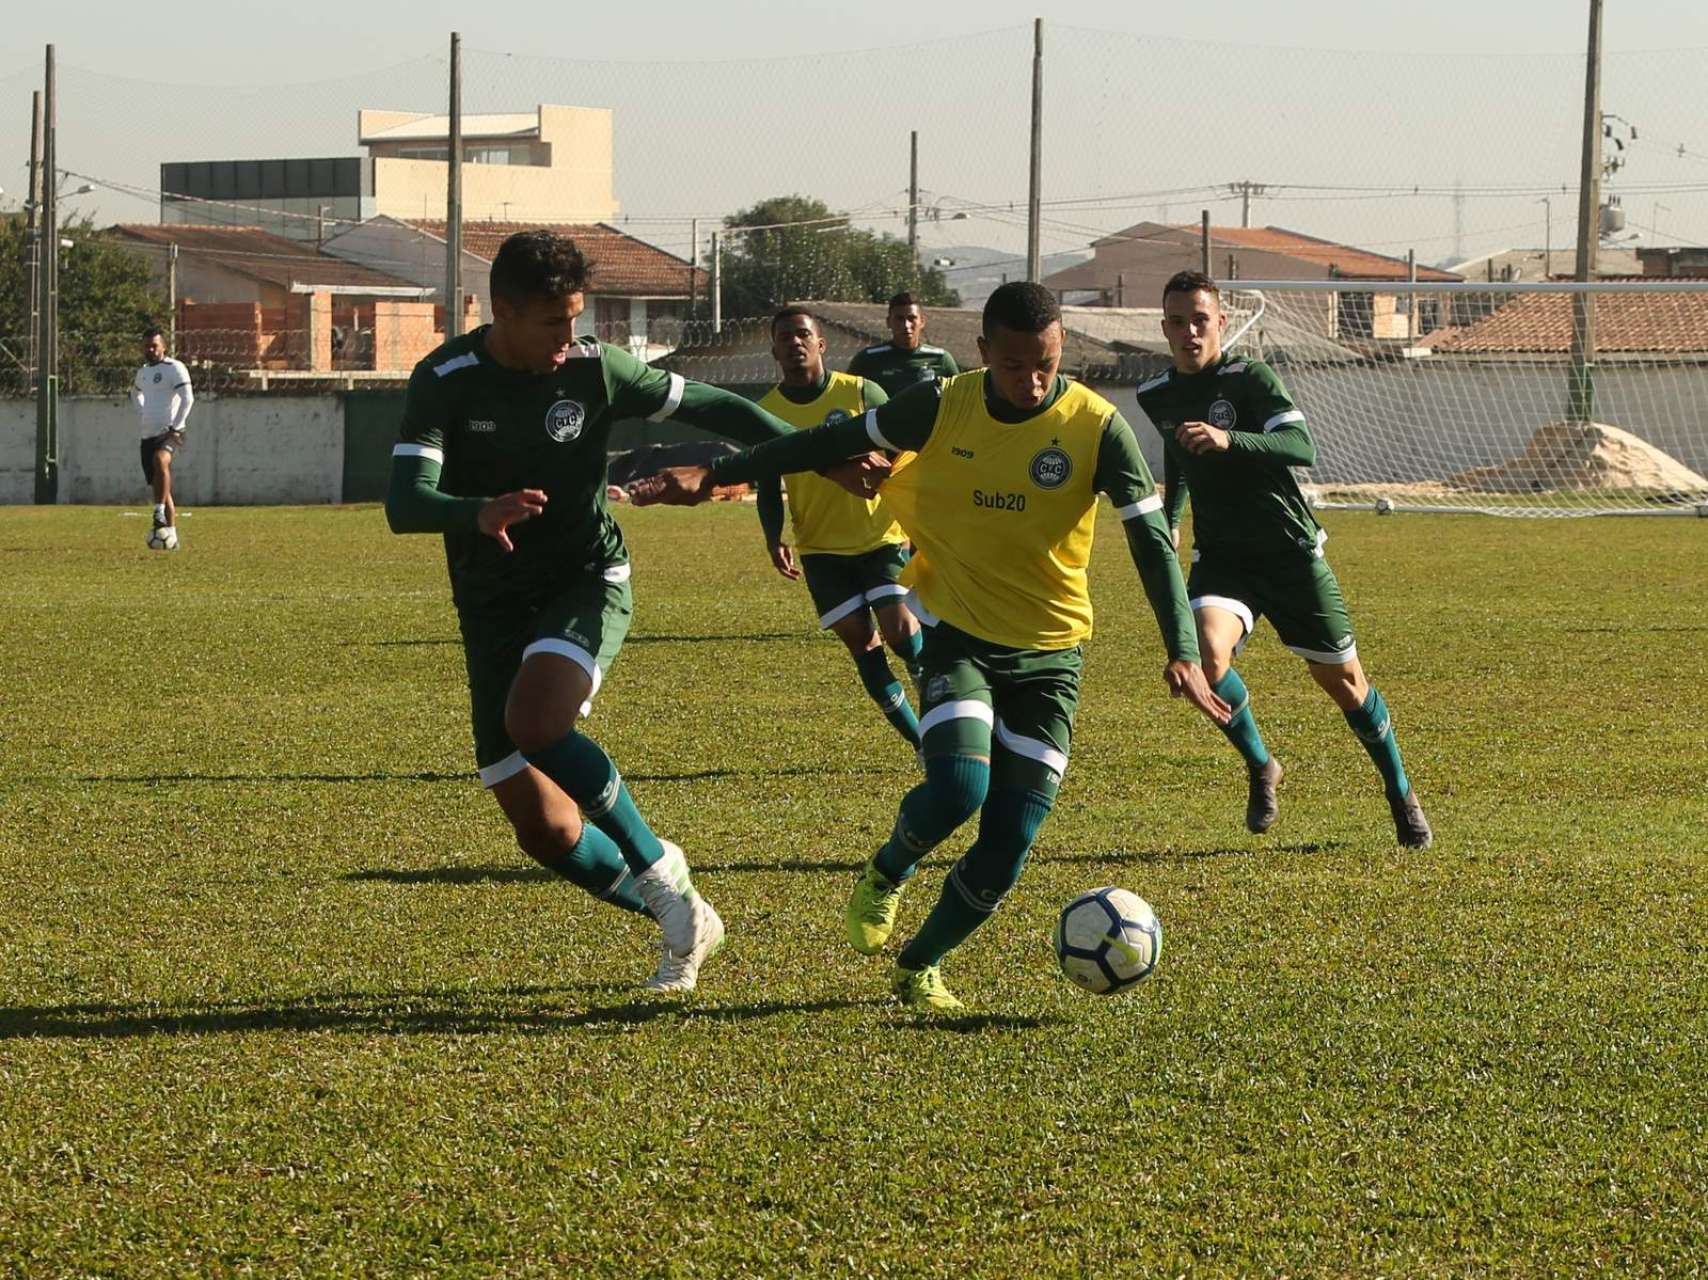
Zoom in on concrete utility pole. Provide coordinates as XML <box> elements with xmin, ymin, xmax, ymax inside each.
<box><xmin>25</xmin><ymin>91</ymin><xmax>41</xmax><ymax>380</ymax></box>
<box><xmin>445</xmin><ymin>31</ymin><xmax>464</xmax><ymax>339</ymax></box>
<box><xmin>167</xmin><ymin>243</ymin><xmax>179</xmax><ymax>350</ymax></box>
<box><xmin>1537</xmin><ymin>196</ymin><xmax>1552</xmax><ymax>275</ymax></box>
<box><xmin>1200</xmin><ymin>211</ymin><xmax>1211</xmax><ymax>277</ymax></box>
<box><xmin>908</xmin><ymin>130</ymin><xmax>919</xmax><ymax>262</ymax></box>
<box><xmin>1026</xmin><ymin>19</ymin><xmax>1043</xmax><ymax>282</ymax></box>
<box><xmin>1569</xmin><ymin>0</ymin><xmax>1602</xmax><ymax>422</ymax></box>
<box><xmin>711</xmin><ymin>231</ymin><xmax>722</xmax><ymax>334</ymax></box>
<box><xmin>1227</xmin><ymin>180</ymin><xmax>1267</xmax><ymax>228</ymax></box>
<box><xmin>35</xmin><ymin>46</ymin><xmax>58</xmax><ymax>505</ymax></box>
<box><xmin>689</xmin><ymin>217</ymin><xmax>700</xmax><ymax>312</ymax></box>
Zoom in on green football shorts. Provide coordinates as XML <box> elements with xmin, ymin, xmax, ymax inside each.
<box><xmin>800</xmin><ymin>542</ymin><xmax>911</xmax><ymax>629</ymax></box>
<box><xmin>457</xmin><ymin>562</ymin><xmax>634</xmax><ymax>786</ymax></box>
<box><xmin>1187</xmin><ymin>542</ymin><xmax>1357</xmax><ymax>666</ymax></box>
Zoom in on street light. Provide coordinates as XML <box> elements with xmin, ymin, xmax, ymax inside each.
<box><xmin>1535</xmin><ymin>196</ymin><xmax>1552</xmax><ymax>275</ymax></box>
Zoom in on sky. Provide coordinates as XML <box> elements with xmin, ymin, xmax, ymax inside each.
<box><xmin>5</xmin><ymin>0</ymin><xmax>1707</xmax><ymax>272</ymax></box>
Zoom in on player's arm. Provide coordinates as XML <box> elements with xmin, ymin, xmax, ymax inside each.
<box><xmin>938</xmin><ymin>350</ymin><xmax>961</xmax><ymax>377</ymax></box>
<box><xmin>1225</xmin><ymin>365</ymin><xmax>1316</xmax><ymax>465</ymax></box>
<box><xmin>132</xmin><ymin>369</ymin><xmax>145</xmax><ymax>411</ymax></box>
<box><xmin>167</xmin><ymin>361</ymin><xmax>194</xmax><ymax>431</ymax></box>
<box><xmin>1096</xmin><ymin>414</ymin><xmax>1228</xmax><ymax>723</ymax></box>
<box><xmin>385</xmin><ymin>364</ymin><xmax>514</xmax><ymax>536</ymax></box>
<box><xmin>1162</xmin><ymin>446</ymin><xmax>1189</xmax><ymax>546</ymax></box>
<box><xmin>603</xmin><ymin>343</ymin><xmax>792</xmax><ymax>446</ymax></box>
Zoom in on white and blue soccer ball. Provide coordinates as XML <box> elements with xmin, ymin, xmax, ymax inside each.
<box><xmin>146</xmin><ymin>525</ymin><xmax>178</xmax><ymax>552</ymax></box>
<box><xmin>1055</xmin><ymin>886</ymin><xmax>1162</xmax><ymax>995</ymax></box>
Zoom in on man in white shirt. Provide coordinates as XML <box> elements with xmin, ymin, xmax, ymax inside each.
<box><xmin>133</xmin><ymin>327</ymin><xmax>193</xmax><ymax>546</ymax></box>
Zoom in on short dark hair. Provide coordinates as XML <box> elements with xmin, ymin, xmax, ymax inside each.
<box><xmin>981</xmin><ymin>281</ymin><xmax>1060</xmax><ymax>338</ymax></box>
<box><xmin>1162</xmin><ymin>270</ymin><xmax>1219</xmax><ymax>305</ymax></box>
<box><xmin>770</xmin><ymin>305</ymin><xmax>819</xmax><ymax>338</ymax></box>
<box><xmin>142</xmin><ymin>325</ymin><xmax>165</xmax><ymax>343</ymax></box>
<box><xmin>887</xmin><ymin>290</ymin><xmax>921</xmax><ymax>312</ymax></box>
<box><xmin>489</xmin><ymin>230</ymin><xmax>593</xmax><ymax>305</ymax></box>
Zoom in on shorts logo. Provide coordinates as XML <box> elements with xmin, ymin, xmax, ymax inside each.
<box><xmin>925</xmin><ymin>675</ymin><xmax>953</xmax><ymax>704</ymax></box>
<box><xmin>1208</xmin><ymin>399</ymin><xmax>1237</xmax><ymax>429</ymax></box>
<box><xmin>1029</xmin><ymin>445</ymin><xmax>1072</xmax><ymax>490</ymax></box>
<box><xmin>545</xmin><ymin>399</ymin><xmax>586</xmax><ymax>443</ymax></box>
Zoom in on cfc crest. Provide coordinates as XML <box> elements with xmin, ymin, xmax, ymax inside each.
<box><xmin>545</xmin><ymin>399</ymin><xmax>586</xmax><ymax>443</ymax></box>
<box><xmin>1208</xmin><ymin>399</ymin><xmax>1237</xmax><ymax>429</ymax></box>
<box><xmin>823</xmin><ymin>409</ymin><xmax>850</xmax><ymax>426</ymax></box>
<box><xmin>1029</xmin><ymin>445</ymin><xmax>1072</xmax><ymax>490</ymax></box>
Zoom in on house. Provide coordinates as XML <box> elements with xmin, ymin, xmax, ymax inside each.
<box><xmin>1042</xmin><ymin>223</ymin><xmax>1462</xmax><ymax>342</ymax></box>
<box><xmin>1637</xmin><ymin>245</ymin><xmax>1708</xmax><ymax>278</ymax></box>
<box><xmin>1444</xmin><ymin>246</ymin><xmax>1641</xmax><ymax>282</ymax></box>
<box><xmin>107</xmin><ymin>223</ymin><xmax>468</xmax><ymax>379</ymax></box>
<box><xmin>1417</xmin><ymin>282</ymin><xmax>1708</xmax><ymax>356</ymax></box>
<box><xmin>321</xmin><ymin>216</ymin><xmax>704</xmax><ymax>357</ymax></box>
<box><xmin>160</xmin><ymin>103</ymin><xmax>618</xmax><ymax>244</ymax></box>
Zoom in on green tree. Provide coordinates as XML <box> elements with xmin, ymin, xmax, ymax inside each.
<box><xmin>715</xmin><ymin>195</ymin><xmax>958</xmax><ymax>320</ymax></box>
<box><xmin>0</xmin><ymin>214</ymin><xmax>166</xmax><ymax>395</ymax></box>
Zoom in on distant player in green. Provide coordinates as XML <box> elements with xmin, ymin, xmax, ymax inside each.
<box><xmin>634</xmin><ymin>283</ymin><xmax>1229</xmax><ymax>1012</ymax></box>
<box><xmin>1137</xmin><ymin>269</ymin><xmax>1432</xmax><ymax>848</ymax></box>
<box><xmin>757</xmin><ymin>307</ymin><xmax>924</xmax><ymax>749</ymax></box>
<box><xmin>846</xmin><ymin>291</ymin><xmax>959</xmax><ymax>398</ymax></box>
<box><xmin>385</xmin><ymin>230</ymin><xmax>808</xmax><ymax>992</ymax></box>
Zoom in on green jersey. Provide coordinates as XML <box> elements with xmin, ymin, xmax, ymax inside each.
<box><xmin>846</xmin><ymin>341</ymin><xmax>960</xmax><ymax>399</ymax></box>
<box><xmin>387</xmin><ymin>327</ymin><xmax>789</xmax><ymax>612</ymax></box>
<box><xmin>1135</xmin><ymin>354</ymin><xmax>1323</xmax><ymax>558</ymax></box>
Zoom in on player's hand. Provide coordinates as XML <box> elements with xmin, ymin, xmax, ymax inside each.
<box><xmin>1169</xmin><ymin>525</ymin><xmax>1181</xmax><ymax>552</ymax></box>
<box><xmin>478</xmin><ymin>488</ymin><xmax>547</xmax><ymax>552</ymax></box>
<box><xmin>822</xmin><ymin>452</ymin><xmax>892</xmax><ymax>499</ymax></box>
<box><xmin>629</xmin><ymin>465</ymin><xmax>716</xmax><ymax>507</ymax></box>
<box><xmin>769</xmin><ymin>540</ymin><xmax>801</xmax><ymax>580</ymax></box>
<box><xmin>1176</xmin><ymin>421</ymin><xmax>1231</xmax><ymax>455</ymax></box>
<box><xmin>1164</xmin><ymin>660</ymin><xmax>1231</xmax><ymax>724</ymax></box>
<box><xmin>605</xmin><ymin>483</ymin><xmax>629</xmax><ymax>504</ymax></box>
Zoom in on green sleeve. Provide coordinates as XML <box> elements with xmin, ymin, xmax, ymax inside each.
<box><xmin>939</xmin><ymin>350</ymin><xmax>961</xmax><ymax>376</ymax></box>
<box><xmin>1095</xmin><ymin>414</ymin><xmax>1198</xmax><ymax>665</ymax></box>
<box><xmin>861</xmin><ymin>379</ymin><xmax>890</xmax><ymax>410</ymax></box>
<box><xmin>603</xmin><ymin>343</ymin><xmax>791</xmax><ymax>445</ymax></box>
<box><xmin>846</xmin><ymin>347</ymin><xmax>871</xmax><ymax>378</ymax></box>
<box><xmin>385</xmin><ymin>362</ymin><xmax>487</xmax><ymax>534</ymax></box>
<box><xmin>1225</xmin><ymin>363</ymin><xmax>1316</xmax><ymax>466</ymax></box>
<box><xmin>757</xmin><ymin>476</ymin><xmax>786</xmax><ymax>545</ymax></box>
<box><xmin>1163</xmin><ymin>446</ymin><xmax>1189</xmax><ymax>528</ymax></box>
<box><xmin>709</xmin><ymin>381</ymin><xmax>941</xmax><ymax>485</ymax></box>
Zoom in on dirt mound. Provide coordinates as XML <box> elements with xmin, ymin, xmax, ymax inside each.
<box><xmin>1450</xmin><ymin>421</ymin><xmax>1708</xmax><ymax>494</ymax></box>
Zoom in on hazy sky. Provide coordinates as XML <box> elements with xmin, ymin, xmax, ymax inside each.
<box><xmin>5</xmin><ymin>1</ymin><xmax>1706</xmax><ymax>272</ymax></box>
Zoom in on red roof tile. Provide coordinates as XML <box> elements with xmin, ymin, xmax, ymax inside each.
<box><xmin>407</xmin><ymin>220</ymin><xmax>705</xmax><ymax>297</ymax></box>
<box><xmin>1423</xmin><ymin>285</ymin><xmax>1708</xmax><ymax>354</ymax></box>
<box><xmin>1085</xmin><ymin>222</ymin><xmax>1459</xmax><ymax>282</ymax></box>
<box><xmin>109</xmin><ymin>224</ymin><xmax>416</xmax><ymax>291</ymax></box>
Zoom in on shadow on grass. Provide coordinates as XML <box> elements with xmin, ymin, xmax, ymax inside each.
<box><xmin>66</xmin><ymin>771</ymin><xmax>470</xmax><ymax>786</ymax></box>
<box><xmin>1110</xmin><ymin>840</ymin><xmax>1343</xmax><ymax>863</ymax></box>
<box><xmin>342</xmin><ymin>638</ymin><xmax>459</xmax><ymax>647</ymax></box>
<box><xmin>0</xmin><ymin>987</ymin><xmax>881</xmax><ymax>1041</ymax></box>
<box><xmin>890</xmin><ymin>1012</ymin><xmax>1062</xmax><ymax>1034</ymax></box>
<box><xmin>625</xmin><ymin>632</ymin><xmax>801</xmax><ymax>646</ymax></box>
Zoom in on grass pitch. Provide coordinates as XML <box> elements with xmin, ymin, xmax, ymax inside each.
<box><xmin>1</xmin><ymin>502</ymin><xmax>1704</xmax><ymax>1276</ymax></box>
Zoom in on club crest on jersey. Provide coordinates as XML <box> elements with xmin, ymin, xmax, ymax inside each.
<box><xmin>152</xmin><ymin>371</ymin><xmax>163</xmax><ymax>384</ymax></box>
<box><xmin>823</xmin><ymin>409</ymin><xmax>850</xmax><ymax>426</ymax></box>
<box><xmin>1208</xmin><ymin>399</ymin><xmax>1237</xmax><ymax>429</ymax></box>
<box><xmin>1029</xmin><ymin>445</ymin><xmax>1073</xmax><ymax>490</ymax></box>
<box><xmin>545</xmin><ymin>399</ymin><xmax>586</xmax><ymax>443</ymax></box>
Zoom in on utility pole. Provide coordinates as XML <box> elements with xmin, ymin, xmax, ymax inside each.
<box><xmin>1200</xmin><ymin>210</ymin><xmax>1211</xmax><ymax>277</ymax></box>
<box><xmin>167</xmin><ymin>244</ymin><xmax>179</xmax><ymax>350</ymax></box>
<box><xmin>35</xmin><ymin>46</ymin><xmax>58</xmax><ymax>505</ymax></box>
<box><xmin>25</xmin><ymin>91</ymin><xmax>41</xmax><ymax>382</ymax></box>
<box><xmin>1537</xmin><ymin>196</ymin><xmax>1552</xmax><ymax>275</ymax></box>
<box><xmin>1569</xmin><ymin>0</ymin><xmax>1602</xmax><ymax>423</ymax></box>
<box><xmin>689</xmin><ymin>217</ymin><xmax>700</xmax><ymax>313</ymax></box>
<box><xmin>907</xmin><ymin>130</ymin><xmax>919</xmax><ymax>262</ymax></box>
<box><xmin>445</xmin><ymin>31</ymin><xmax>464</xmax><ymax>339</ymax></box>
<box><xmin>711</xmin><ymin>231</ymin><xmax>722</xmax><ymax>334</ymax></box>
<box><xmin>1227</xmin><ymin>180</ymin><xmax>1267</xmax><ymax>228</ymax></box>
<box><xmin>1026</xmin><ymin>19</ymin><xmax>1043</xmax><ymax>283</ymax></box>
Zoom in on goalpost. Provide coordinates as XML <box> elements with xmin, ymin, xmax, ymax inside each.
<box><xmin>1218</xmin><ymin>280</ymin><xmax>1708</xmax><ymax>518</ymax></box>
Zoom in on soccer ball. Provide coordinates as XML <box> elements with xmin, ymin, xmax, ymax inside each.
<box><xmin>147</xmin><ymin>525</ymin><xmax>179</xmax><ymax>552</ymax></box>
<box><xmin>1054</xmin><ymin>886</ymin><xmax>1162</xmax><ymax>995</ymax></box>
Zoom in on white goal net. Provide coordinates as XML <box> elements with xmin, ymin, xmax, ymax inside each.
<box><xmin>1221</xmin><ymin>281</ymin><xmax>1708</xmax><ymax>518</ymax></box>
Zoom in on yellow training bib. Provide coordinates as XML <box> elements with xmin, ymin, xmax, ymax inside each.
<box><xmin>759</xmin><ymin>373</ymin><xmax>907</xmax><ymax>557</ymax></box>
<box><xmin>879</xmin><ymin>371</ymin><xmax>1111</xmax><ymax>650</ymax></box>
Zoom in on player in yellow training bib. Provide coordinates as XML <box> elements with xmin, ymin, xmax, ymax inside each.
<box><xmin>755</xmin><ymin>307</ymin><xmax>925</xmax><ymax>750</ymax></box>
<box><xmin>634</xmin><ymin>283</ymin><xmax>1230</xmax><ymax>1012</ymax></box>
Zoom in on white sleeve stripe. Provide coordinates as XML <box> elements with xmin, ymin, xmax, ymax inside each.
<box><xmin>393</xmin><ymin>443</ymin><xmax>445</xmax><ymax>464</ymax></box>
<box><xmin>1115</xmin><ymin>494</ymin><xmax>1164</xmax><ymax>520</ymax></box>
<box><xmin>1263</xmin><ymin>409</ymin><xmax>1305</xmax><ymax>433</ymax></box>
<box><xmin>864</xmin><ymin>409</ymin><xmax>898</xmax><ymax>452</ymax></box>
<box><xmin>647</xmin><ymin>372</ymin><xmax>686</xmax><ymax>422</ymax></box>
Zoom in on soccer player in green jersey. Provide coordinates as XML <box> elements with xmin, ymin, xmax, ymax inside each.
<box><xmin>634</xmin><ymin>283</ymin><xmax>1229</xmax><ymax>1011</ymax></box>
<box><xmin>384</xmin><ymin>230</ymin><xmax>810</xmax><ymax>992</ymax></box>
<box><xmin>757</xmin><ymin>307</ymin><xmax>925</xmax><ymax>749</ymax></box>
<box><xmin>846</xmin><ymin>291</ymin><xmax>960</xmax><ymax>398</ymax></box>
<box><xmin>1136</xmin><ymin>269</ymin><xmax>1432</xmax><ymax>848</ymax></box>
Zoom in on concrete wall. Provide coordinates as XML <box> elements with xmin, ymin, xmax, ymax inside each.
<box><xmin>0</xmin><ymin>396</ymin><xmax>345</xmax><ymax>505</ymax></box>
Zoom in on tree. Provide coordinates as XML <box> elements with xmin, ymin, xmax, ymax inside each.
<box><xmin>714</xmin><ymin>196</ymin><xmax>958</xmax><ymax>320</ymax></box>
<box><xmin>0</xmin><ymin>214</ymin><xmax>166</xmax><ymax>395</ymax></box>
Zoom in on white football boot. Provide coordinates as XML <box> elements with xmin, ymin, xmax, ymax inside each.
<box><xmin>635</xmin><ymin>840</ymin><xmax>724</xmax><ymax>993</ymax></box>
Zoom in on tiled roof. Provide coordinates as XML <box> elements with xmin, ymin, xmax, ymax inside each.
<box><xmin>1421</xmin><ymin>284</ymin><xmax>1708</xmax><ymax>353</ymax></box>
<box><xmin>1077</xmin><ymin>221</ymin><xmax>1460</xmax><ymax>282</ymax></box>
<box><xmin>407</xmin><ymin>220</ymin><xmax>704</xmax><ymax>297</ymax></box>
<box><xmin>109</xmin><ymin>224</ymin><xmax>418</xmax><ymax>291</ymax></box>
<box><xmin>805</xmin><ymin>300</ymin><xmax>1121</xmax><ymax>370</ymax></box>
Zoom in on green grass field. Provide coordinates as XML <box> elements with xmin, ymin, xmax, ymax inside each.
<box><xmin>1</xmin><ymin>502</ymin><xmax>1704</xmax><ymax>1276</ymax></box>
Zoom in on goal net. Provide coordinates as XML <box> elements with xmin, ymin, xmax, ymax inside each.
<box><xmin>1220</xmin><ymin>281</ymin><xmax>1708</xmax><ymax>517</ymax></box>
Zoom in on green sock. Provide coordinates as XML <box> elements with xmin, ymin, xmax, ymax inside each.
<box><xmin>899</xmin><ymin>784</ymin><xmax>1053</xmax><ymax>970</ymax></box>
<box><xmin>521</xmin><ymin>731</ymin><xmax>666</xmax><ymax>874</ymax></box>
<box><xmin>874</xmin><ymin>754</ymin><xmax>989</xmax><ymax>884</ymax></box>
<box><xmin>1343</xmin><ymin>685</ymin><xmax>1410</xmax><ymax>800</ymax></box>
<box><xmin>853</xmin><ymin>645</ymin><xmax>920</xmax><ymax>747</ymax></box>
<box><xmin>892</xmin><ymin>627</ymin><xmax>925</xmax><ymax>684</ymax></box>
<box><xmin>1212</xmin><ymin>669</ymin><xmax>1270</xmax><ymax>769</ymax></box>
<box><xmin>540</xmin><ymin>823</ymin><xmax>650</xmax><ymax>916</ymax></box>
